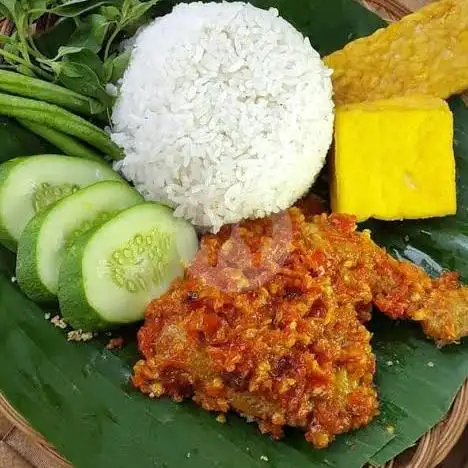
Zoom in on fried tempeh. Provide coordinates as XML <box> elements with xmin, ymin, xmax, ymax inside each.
<box><xmin>324</xmin><ymin>0</ymin><xmax>468</xmax><ymax>105</ymax></box>
<box><xmin>133</xmin><ymin>208</ymin><xmax>468</xmax><ymax>448</ymax></box>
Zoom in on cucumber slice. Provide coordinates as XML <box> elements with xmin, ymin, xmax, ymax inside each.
<box><xmin>58</xmin><ymin>203</ymin><xmax>199</xmax><ymax>331</ymax></box>
<box><xmin>0</xmin><ymin>155</ymin><xmax>120</xmax><ymax>250</ymax></box>
<box><xmin>16</xmin><ymin>181</ymin><xmax>144</xmax><ymax>302</ymax></box>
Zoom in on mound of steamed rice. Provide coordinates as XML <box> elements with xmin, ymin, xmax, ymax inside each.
<box><xmin>111</xmin><ymin>1</ymin><xmax>334</xmax><ymax>232</ymax></box>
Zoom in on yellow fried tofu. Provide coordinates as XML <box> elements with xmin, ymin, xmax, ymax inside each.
<box><xmin>325</xmin><ymin>0</ymin><xmax>468</xmax><ymax>105</ymax></box>
<box><xmin>331</xmin><ymin>96</ymin><xmax>456</xmax><ymax>222</ymax></box>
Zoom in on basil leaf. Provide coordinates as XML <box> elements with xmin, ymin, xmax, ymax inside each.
<box><xmin>122</xmin><ymin>0</ymin><xmax>159</xmax><ymax>30</ymax></box>
<box><xmin>49</xmin><ymin>0</ymin><xmax>107</xmax><ymax>17</ymax></box>
<box><xmin>67</xmin><ymin>13</ymin><xmax>110</xmax><ymax>52</ymax></box>
<box><xmin>0</xmin><ymin>0</ymin><xmax>17</xmax><ymax>18</ymax></box>
<box><xmin>127</xmin><ymin>0</ymin><xmax>155</xmax><ymax>21</ymax></box>
<box><xmin>51</xmin><ymin>45</ymin><xmax>85</xmax><ymax>60</ymax></box>
<box><xmin>27</xmin><ymin>0</ymin><xmax>50</xmax><ymax>18</ymax></box>
<box><xmin>100</xmin><ymin>4</ymin><xmax>120</xmax><ymax>20</ymax></box>
<box><xmin>0</xmin><ymin>3</ymin><xmax>12</xmax><ymax>18</ymax></box>
<box><xmin>103</xmin><ymin>57</ymin><xmax>112</xmax><ymax>82</ymax></box>
<box><xmin>37</xmin><ymin>46</ymin><xmax>105</xmax><ymax>81</ymax></box>
<box><xmin>52</xmin><ymin>61</ymin><xmax>112</xmax><ymax>105</ymax></box>
<box><xmin>107</xmin><ymin>48</ymin><xmax>130</xmax><ymax>82</ymax></box>
<box><xmin>62</xmin><ymin>48</ymin><xmax>105</xmax><ymax>81</ymax></box>
<box><xmin>35</xmin><ymin>17</ymin><xmax>77</xmax><ymax>58</ymax></box>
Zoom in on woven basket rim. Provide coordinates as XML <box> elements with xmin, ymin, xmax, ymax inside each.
<box><xmin>0</xmin><ymin>393</ymin><xmax>70</xmax><ymax>466</ymax></box>
<box><xmin>0</xmin><ymin>0</ymin><xmax>467</xmax><ymax>467</ymax></box>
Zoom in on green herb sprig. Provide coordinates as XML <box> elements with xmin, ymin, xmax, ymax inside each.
<box><xmin>0</xmin><ymin>0</ymin><xmax>159</xmax><ymax>113</ymax></box>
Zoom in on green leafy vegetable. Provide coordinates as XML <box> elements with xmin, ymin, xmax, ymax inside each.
<box><xmin>35</xmin><ymin>17</ymin><xmax>76</xmax><ymax>57</ymax></box>
<box><xmin>67</xmin><ymin>14</ymin><xmax>111</xmax><ymax>52</ymax></box>
<box><xmin>52</xmin><ymin>61</ymin><xmax>107</xmax><ymax>102</ymax></box>
<box><xmin>43</xmin><ymin>48</ymin><xmax>112</xmax><ymax>105</ymax></box>
<box><xmin>103</xmin><ymin>49</ymin><xmax>130</xmax><ymax>82</ymax></box>
<box><xmin>48</xmin><ymin>0</ymin><xmax>108</xmax><ymax>17</ymax></box>
<box><xmin>64</xmin><ymin>48</ymin><xmax>105</xmax><ymax>80</ymax></box>
<box><xmin>101</xmin><ymin>0</ymin><xmax>159</xmax><ymax>59</ymax></box>
<box><xmin>0</xmin><ymin>0</ymin><xmax>160</xmax><ymax>108</ymax></box>
<box><xmin>100</xmin><ymin>5</ymin><xmax>119</xmax><ymax>20</ymax></box>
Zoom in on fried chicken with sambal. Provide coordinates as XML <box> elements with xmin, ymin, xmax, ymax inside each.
<box><xmin>133</xmin><ymin>207</ymin><xmax>468</xmax><ymax>448</ymax></box>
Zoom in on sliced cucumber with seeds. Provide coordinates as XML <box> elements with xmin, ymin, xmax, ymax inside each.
<box><xmin>58</xmin><ymin>202</ymin><xmax>199</xmax><ymax>331</ymax></box>
<box><xmin>16</xmin><ymin>181</ymin><xmax>144</xmax><ymax>302</ymax></box>
<box><xmin>0</xmin><ymin>155</ymin><xmax>120</xmax><ymax>250</ymax></box>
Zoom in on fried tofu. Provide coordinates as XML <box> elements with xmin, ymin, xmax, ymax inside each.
<box><xmin>331</xmin><ymin>96</ymin><xmax>456</xmax><ymax>221</ymax></box>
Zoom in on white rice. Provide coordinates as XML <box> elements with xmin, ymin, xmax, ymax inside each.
<box><xmin>111</xmin><ymin>1</ymin><xmax>334</xmax><ymax>232</ymax></box>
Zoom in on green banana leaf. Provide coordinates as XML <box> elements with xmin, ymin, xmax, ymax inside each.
<box><xmin>0</xmin><ymin>1</ymin><xmax>467</xmax><ymax>467</ymax></box>
<box><xmin>0</xmin><ymin>116</ymin><xmax>56</xmax><ymax>163</ymax></box>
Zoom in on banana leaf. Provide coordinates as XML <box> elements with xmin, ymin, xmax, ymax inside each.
<box><xmin>0</xmin><ymin>116</ymin><xmax>56</xmax><ymax>163</ymax></box>
<box><xmin>0</xmin><ymin>1</ymin><xmax>467</xmax><ymax>467</ymax></box>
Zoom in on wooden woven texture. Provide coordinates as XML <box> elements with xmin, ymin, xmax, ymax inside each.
<box><xmin>0</xmin><ymin>0</ymin><xmax>467</xmax><ymax>467</ymax></box>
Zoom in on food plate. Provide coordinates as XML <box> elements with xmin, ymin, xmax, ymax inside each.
<box><xmin>0</xmin><ymin>0</ymin><xmax>467</xmax><ymax>467</ymax></box>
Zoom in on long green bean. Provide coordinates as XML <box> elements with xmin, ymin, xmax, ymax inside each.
<box><xmin>0</xmin><ymin>70</ymin><xmax>102</xmax><ymax>116</ymax></box>
<box><xmin>0</xmin><ymin>93</ymin><xmax>123</xmax><ymax>160</ymax></box>
<box><xmin>17</xmin><ymin>119</ymin><xmax>104</xmax><ymax>162</ymax></box>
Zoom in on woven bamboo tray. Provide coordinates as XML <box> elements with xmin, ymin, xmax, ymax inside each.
<box><xmin>1</xmin><ymin>0</ymin><xmax>468</xmax><ymax>467</ymax></box>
